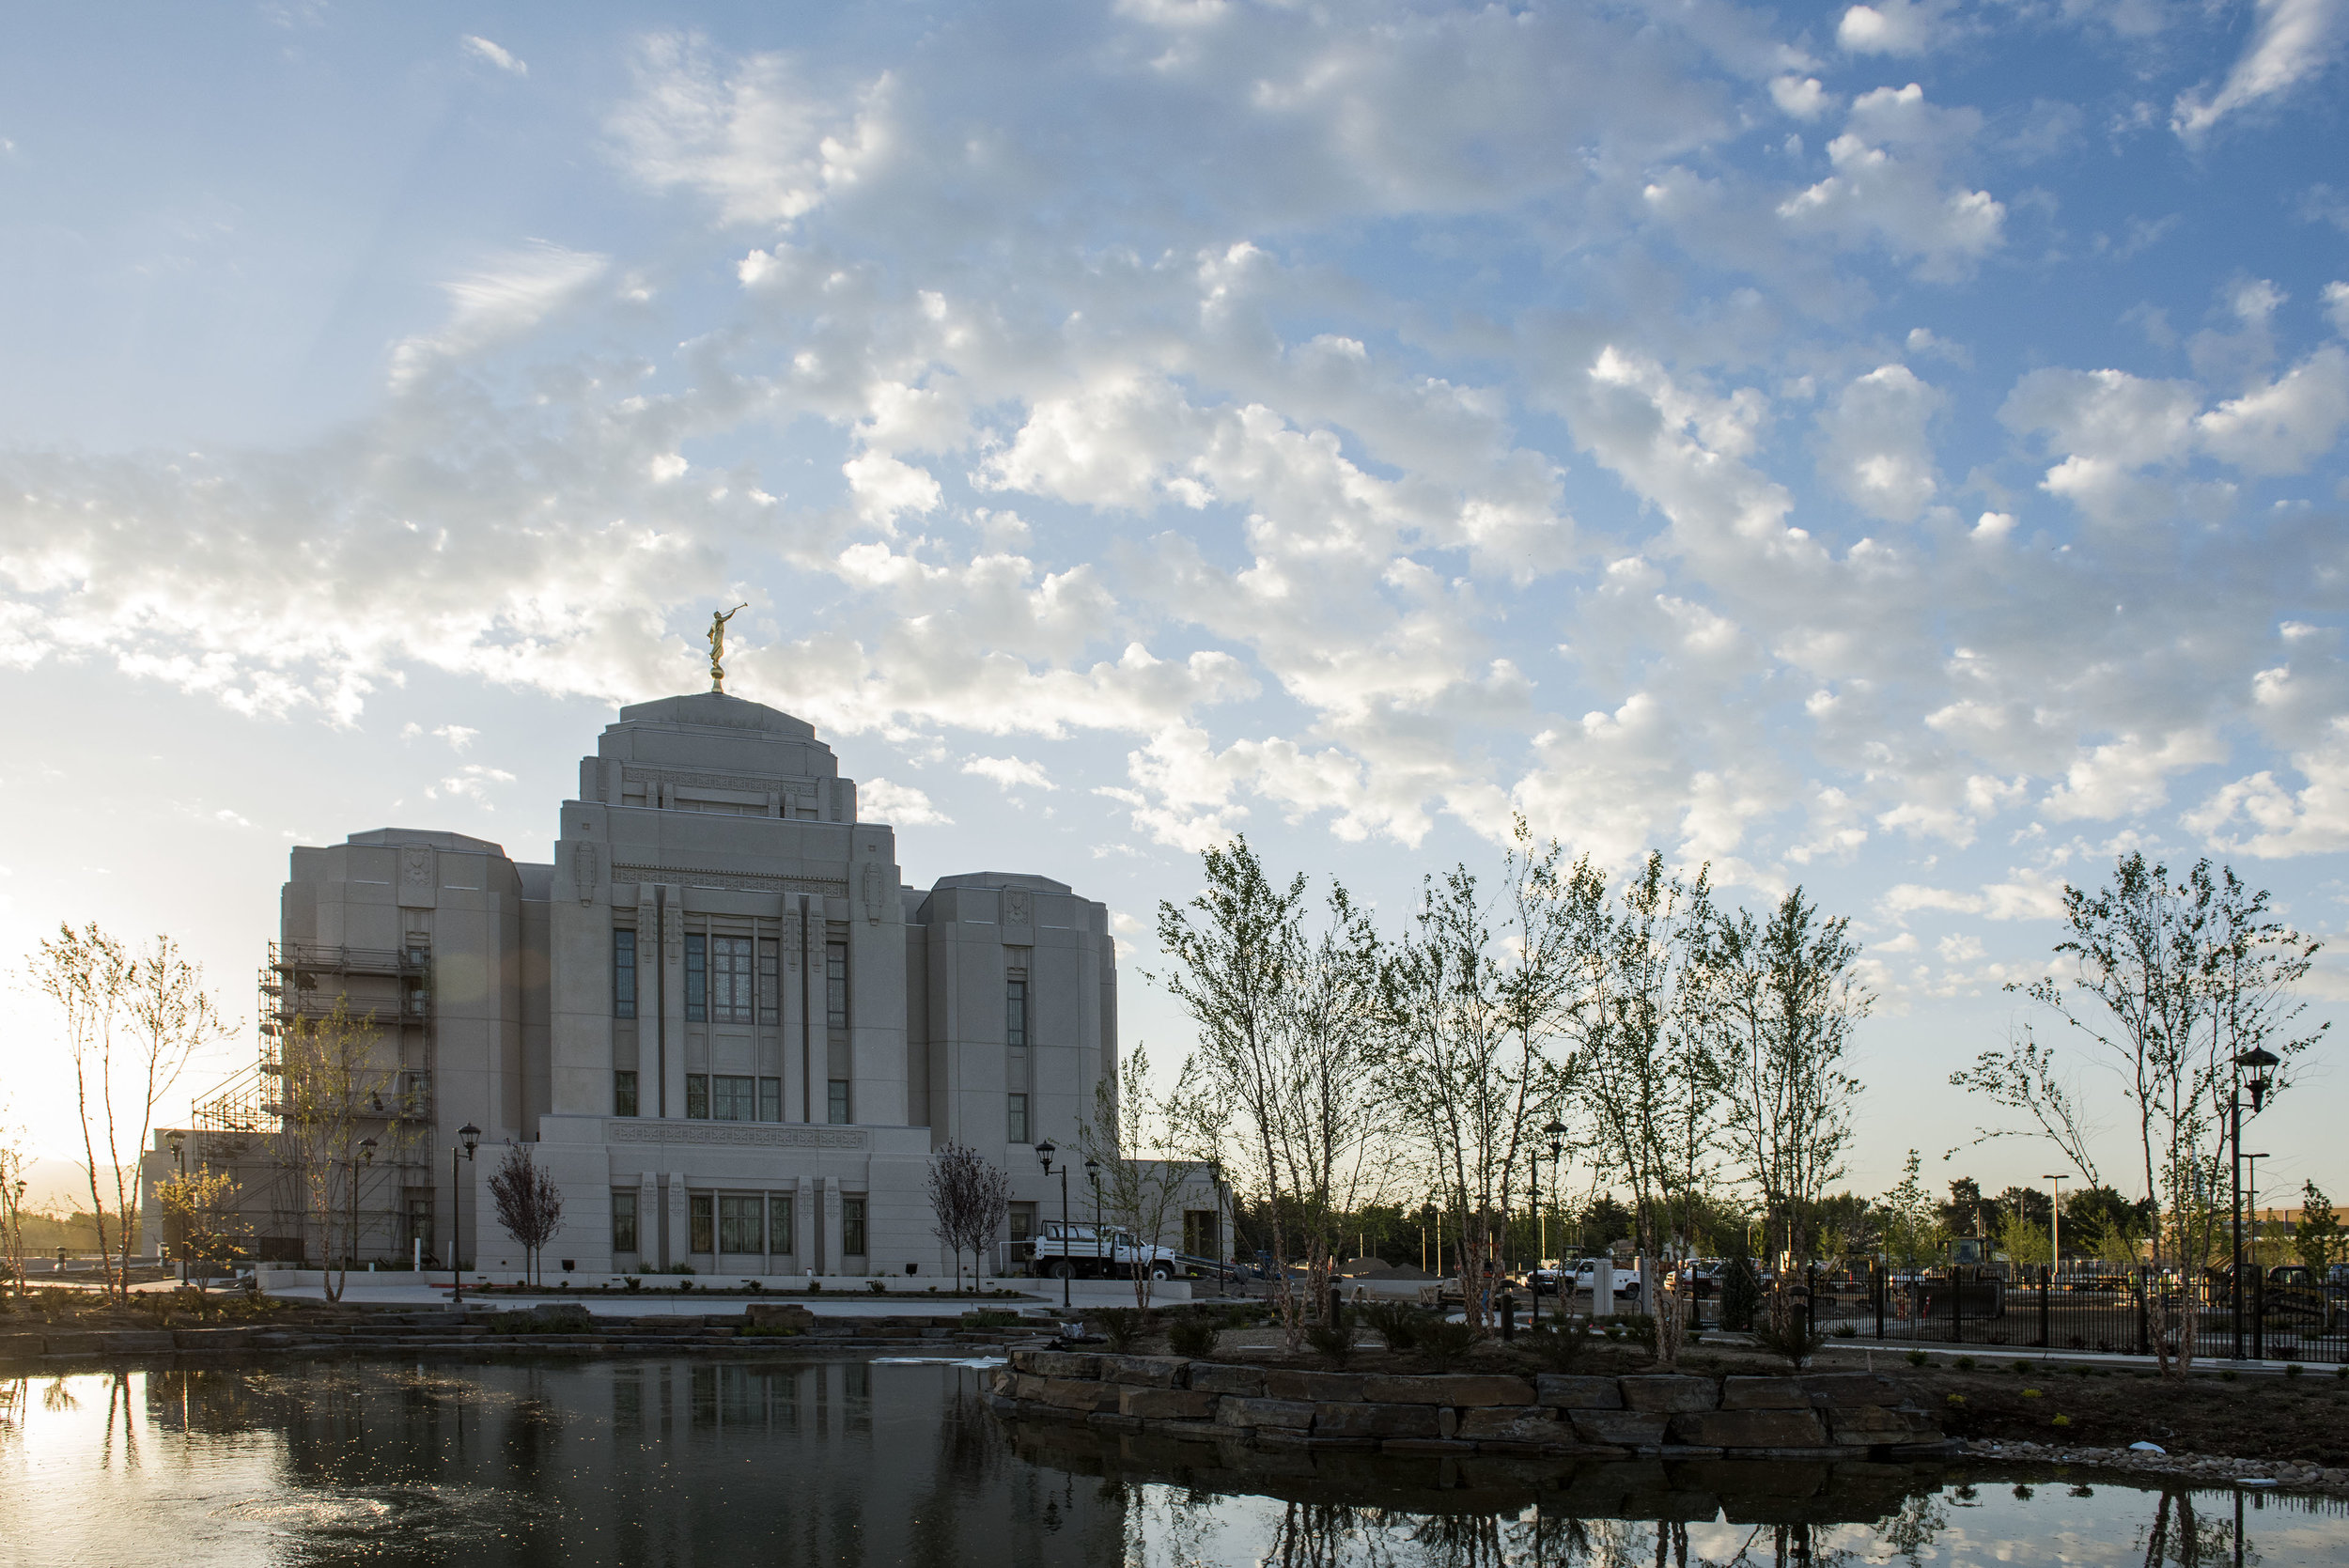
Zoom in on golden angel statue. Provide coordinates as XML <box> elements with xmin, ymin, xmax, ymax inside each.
<box><xmin>708</xmin><ymin>602</ymin><xmax>748</xmax><ymax>692</ymax></box>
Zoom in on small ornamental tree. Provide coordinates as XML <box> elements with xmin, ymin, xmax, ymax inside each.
<box><xmin>2295</xmin><ymin>1180</ymin><xmax>2341</xmax><ymax>1274</ymax></box>
<box><xmin>489</xmin><ymin>1144</ymin><xmax>564</xmax><ymax>1285</ymax></box>
<box><xmin>926</xmin><ymin>1142</ymin><xmax>1011</xmax><ymax>1294</ymax></box>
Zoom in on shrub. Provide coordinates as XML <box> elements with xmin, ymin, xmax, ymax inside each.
<box><xmin>2219</xmin><ymin>1369</ymin><xmax>2239</xmax><ymax>1382</ymax></box>
<box><xmin>2021</xmin><ymin>1389</ymin><xmax>2043</xmax><ymax>1399</ymax></box>
<box><xmin>1166</xmin><ymin>1316</ymin><xmax>1219</xmax><ymax>1357</ymax></box>
<box><xmin>622</xmin><ymin>1277</ymin><xmax>641</xmax><ymax>1293</ymax></box>
<box><xmin>678</xmin><ymin>1281</ymin><xmax>693</xmax><ymax>1293</ymax></box>
<box><xmin>1517</xmin><ymin>1316</ymin><xmax>1592</xmax><ymax>1372</ymax></box>
<box><xmin>1095</xmin><ymin>1308</ymin><xmax>1154</xmax><ymax>1352</ymax></box>
<box><xmin>866</xmin><ymin>1281</ymin><xmax>886</xmax><ymax>1294</ymax></box>
<box><xmin>1357</xmin><ymin>1299</ymin><xmax>1423</xmax><ymax>1352</ymax></box>
<box><xmin>2285</xmin><ymin>1363</ymin><xmax>2305</xmax><ymax>1378</ymax></box>
<box><xmin>963</xmin><ymin>1310</ymin><xmax>1024</xmax><ymax>1328</ymax></box>
<box><xmin>1415</xmin><ymin>1318</ymin><xmax>1481</xmax><ymax>1372</ymax></box>
<box><xmin>1719</xmin><ymin>1253</ymin><xmax>1761</xmax><ymax>1332</ymax></box>
<box><xmin>1954</xmin><ymin>1355</ymin><xmax>1976</xmax><ymax>1372</ymax></box>
<box><xmin>1906</xmin><ymin>1349</ymin><xmax>1930</xmax><ymax>1367</ymax></box>
<box><xmin>1752</xmin><ymin>1310</ymin><xmax>1827</xmax><ymax>1369</ymax></box>
<box><xmin>2051</xmin><ymin>1413</ymin><xmax>2071</xmax><ymax>1427</ymax></box>
<box><xmin>2012</xmin><ymin>1359</ymin><xmax>2031</xmax><ymax>1374</ymax></box>
<box><xmin>1303</xmin><ymin>1316</ymin><xmax>1354</xmax><ymax>1366</ymax></box>
<box><xmin>1833</xmin><ymin>1322</ymin><xmax>1857</xmax><ymax>1338</ymax></box>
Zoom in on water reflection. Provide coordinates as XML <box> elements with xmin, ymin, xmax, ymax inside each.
<box><xmin>0</xmin><ymin>1362</ymin><xmax>2342</xmax><ymax>1566</ymax></box>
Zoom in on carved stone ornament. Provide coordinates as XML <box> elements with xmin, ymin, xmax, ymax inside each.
<box><xmin>607</xmin><ymin>1122</ymin><xmax>869</xmax><ymax>1150</ymax></box>
<box><xmin>398</xmin><ymin>848</ymin><xmax>435</xmax><ymax>909</ymax></box>
<box><xmin>784</xmin><ymin>909</ymin><xmax>803</xmax><ymax>970</ymax></box>
<box><xmin>572</xmin><ymin>843</ymin><xmax>599</xmax><ymax>906</ymax></box>
<box><xmin>861</xmin><ymin>863</ymin><xmax>886</xmax><ymax>925</ymax></box>
<box><xmin>1003</xmin><ymin>889</ymin><xmax>1032</xmax><ymax>927</ymax></box>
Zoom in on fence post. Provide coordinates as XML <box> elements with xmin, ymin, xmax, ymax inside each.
<box><xmin>2134</xmin><ymin>1267</ymin><xmax>2149</xmax><ymax>1357</ymax></box>
<box><xmin>1805</xmin><ymin>1265</ymin><xmax>1817</xmax><ymax>1342</ymax></box>
<box><xmin>2039</xmin><ymin>1265</ymin><xmax>2051</xmax><ymax>1349</ymax></box>
<box><xmin>2252</xmin><ymin>1265</ymin><xmax>2263</xmax><ymax>1361</ymax></box>
<box><xmin>1875</xmin><ymin>1262</ymin><xmax>1886</xmax><ymax>1341</ymax></box>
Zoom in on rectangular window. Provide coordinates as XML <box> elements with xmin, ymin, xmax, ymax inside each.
<box><xmin>403</xmin><ymin>1070</ymin><xmax>432</xmax><ymax>1119</ymax></box>
<box><xmin>828</xmin><ymin>1079</ymin><xmax>849</xmax><ymax>1126</ymax></box>
<box><xmin>713</xmin><ymin>1075</ymin><xmax>754</xmax><ymax>1122</ymax></box>
<box><xmin>1008</xmin><ymin>1203</ymin><xmax>1035</xmax><ymax>1242</ymax></box>
<box><xmin>825</xmin><ymin>941</ymin><xmax>848</xmax><ymax>1030</ymax></box>
<box><xmin>711</xmin><ymin>935</ymin><xmax>754</xmax><ymax>1024</ymax></box>
<box><xmin>1006</xmin><ymin>977</ymin><xmax>1027</xmax><ymax>1049</ymax></box>
<box><xmin>1007</xmin><ymin>1093</ymin><xmax>1029</xmax><ymax>1144</ymax></box>
<box><xmin>685</xmin><ymin>932</ymin><xmax>707</xmax><ymax>1022</ymax></box>
<box><xmin>1184</xmin><ymin>1210</ymin><xmax>1220</xmax><ymax>1257</ymax></box>
<box><xmin>614</xmin><ymin>1070</ymin><xmax>638</xmax><ymax>1118</ymax></box>
<box><xmin>690</xmin><ymin>1193</ymin><xmax>714</xmax><ymax>1254</ymax></box>
<box><xmin>612</xmin><ymin>1190</ymin><xmax>639</xmax><ymax>1253</ymax></box>
<box><xmin>613</xmin><ymin>929</ymin><xmax>637</xmax><ymax>1018</ymax></box>
<box><xmin>769</xmin><ymin>1196</ymin><xmax>794</xmax><ymax>1255</ymax></box>
<box><xmin>407</xmin><ymin>1193</ymin><xmax>435</xmax><ymax>1261</ymax></box>
<box><xmin>841</xmin><ymin>1198</ymin><xmax>866</xmax><ymax>1258</ymax></box>
<box><xmin>718</xmin><ymin>1196</ymin><xmax>761</xmax><ymax>1253</ymax></box>
<box><xmin>758</xmin><ymin>1077</ymin><xmax>781</xmax><ymax>1123</ymax></box>
<box><xmin>685</xmin><ymin>1074</ymin><xmax>709</xmax><ymax>1120</ymax></box>
<box><xmin>758</xmin><ymin>938</ymin><xmax>780</xmax><ymax>1026</ymax></box>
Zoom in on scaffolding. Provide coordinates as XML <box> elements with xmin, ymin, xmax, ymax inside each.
<box><xmin>182</xmin><ymin>940</ymin><xmax>438</xmax><ymax>1264</ymax></box>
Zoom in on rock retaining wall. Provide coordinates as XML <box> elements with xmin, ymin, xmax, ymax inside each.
<box><xmin>989</xmin><ymin>1353</ymin><xmax>1951</xmax><ymax>1462</ymax></box>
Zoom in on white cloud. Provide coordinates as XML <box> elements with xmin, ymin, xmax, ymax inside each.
<box><xmin>962</xmin><ymin>754</ymin><xmax>1057</xmax><ymax>792</ymax></box>
<box><xmin>1769</xmin><ymin>75</ymin><xmax>1832</xmax><ymax>119</ymax></box>
<box><xmin>426</xmin><ymin>765</ymin><xmax>516</xmax><ymax>807</ymax></box>
<box><xmin>1837</xmin><ymin>0</ymin><xmax>1952</xmax><ymax>54</ymax></box>
<box><xmin>1816</xmin><ymin>363</ymin><xmax>1945</xmax><ymax>521</ymax></box>
<box><xmin>460</xmin><ymin>36</ymin><xmax>527</xmax><ymax>76</ymax></box>
<box><xmin>2194</xmin><ymin>345</ymin><xmax>2349</xmax><ymax>474</ymax></box>
<box><xmin>387</xmin><ymin>242</ymin><xmax>609</xmax><ymax>390</ymax></box>
<box><xmin>2172</xmin><ymin>0</ymin><xmax>2347</xmax><ymax>140</ymax></box>
<box><xmin>1777</xmin><ymin>85</ymin><xmax>2006</xmax><ymax>279</ymax></box>
<box><xmin>858</xmin><ymin>776</ymin><xmax>953</xmax><ymax>825</ymax></box>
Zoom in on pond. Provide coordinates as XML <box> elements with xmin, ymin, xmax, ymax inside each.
<box><xmin>2</xmin><ymin>1358</ymin><xmax>2343</xmax><ymax>1566</ymax></box>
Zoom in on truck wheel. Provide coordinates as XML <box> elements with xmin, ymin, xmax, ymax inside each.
<box><xmin>1050</xmin><ymin>1261</ymin><xmax>1076</xmax><ymax>1280</ymax></box>
<box><xmin>1149</xmin><ymin>1265</ymin><xmax>1173</xmax><ymax>1281</ymax></box>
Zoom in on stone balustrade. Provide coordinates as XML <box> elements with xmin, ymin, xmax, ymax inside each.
<box><xmin>988</xmin><ymin>1352</ymin><xmax>1951</xmax><ymax>1462</ymax></box>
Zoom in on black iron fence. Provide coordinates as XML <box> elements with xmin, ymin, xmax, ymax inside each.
<box><xmin>1802</xmin><ymin>1265</ymin><xmax>2349</xmax><ymax>1362</ymax></box>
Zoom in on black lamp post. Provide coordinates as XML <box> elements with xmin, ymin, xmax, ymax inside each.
<box><xmin>2244</xmin><ymin>1153</ymin><xmax>2269</xmax><ymax>1271</ymax></box>
<box><xmin>1036</xmin><ymin>1139</ymin><xmax>1071</xmax><ymax>1311</ymax></box>
<box><xmin>453</xmin><ymin>1123</ymin><xmax>481</xmax><ymax>1304</ymax></box>
<box><xmin>2229</xmin><ymin>1047</ymin><xmax>2279</xmax><ymax>1358</ymax></box>
<box><xmin>1085</xmin><ymin>1155</ymin><xmax>1102</xmax><ymax>1273</ymax></box>
<box><xmin>1538</xmin><ymin>1119</ymin><xmax>1565</xmax><ymax>1317</ymax></box>
<box><xmin>355</xmin><ymin>1137</ymin><xmax>377</xmax><ymax>1278</ymax></box>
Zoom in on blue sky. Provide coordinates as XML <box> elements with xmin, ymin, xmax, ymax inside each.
<box><xmin>3</xmin><ymin>0</ymin><xmax>2346</xmax><ymax>1211</ymax></box>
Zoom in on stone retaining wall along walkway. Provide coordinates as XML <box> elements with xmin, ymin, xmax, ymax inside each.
<box><xmin>989</xmin><ymin>1353</ymin><xmax>1952</xmax><ymax>1462</ymax></box>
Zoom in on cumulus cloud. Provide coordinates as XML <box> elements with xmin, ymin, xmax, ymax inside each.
<box><xmin>460</xmin><ymin>36</ymin><xmax>527</xmax><ymax>76</ymax></box>
<box><xmin>1836</xmin><ymin>0</ymin><xmax>1952</xmax><ymax>54</ymax></box>
<box><xmin>1777</xmin><ymin>85</ymin><xmax>2006</xmax><ymax>279</ymax></box>
<box><xmin>1816</xmin><ymin>363</ymin><xmax>1945</xmax><ymax>521</ymax></box>
<box><xmin>962</xmin><ymin>754</ymin><xmax>1057</xmax><ymax>792</ymax></box>
<box><xmin>858</xmin><ymin>776</ymin><xmax>953</xmax><ymax>825</ymax></box>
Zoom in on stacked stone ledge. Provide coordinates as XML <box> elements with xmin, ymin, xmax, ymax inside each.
<box><xmin>989</xmin><ymin>1354</ymin><xmax>1951</xmax><ymax>1462</ymax></box>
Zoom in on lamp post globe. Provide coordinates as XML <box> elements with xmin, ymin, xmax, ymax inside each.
<box><xmin>1033</xmin><ymin>1140</ymin><xmax>1071</xmax><ymax>1310</ymax></box>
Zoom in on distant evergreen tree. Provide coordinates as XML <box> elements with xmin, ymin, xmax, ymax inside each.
<box><xmin>1721</xmin><ymin>1242</ymin><xmax>1761</xmax><ymax>1331</ymax></box>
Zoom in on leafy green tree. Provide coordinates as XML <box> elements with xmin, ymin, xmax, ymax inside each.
<box><xmin>2295</xmin><ymin>1180</ymin><xmax>2341</xmax><ymax>1273</ymax></box>
<box><xmin>1878</xmin><ymin>1151</ymin><xmax>1945</xmax><ymax>1275</ymax></box>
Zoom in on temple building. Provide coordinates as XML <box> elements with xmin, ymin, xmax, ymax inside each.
<box><xmin>154</xmin><ymin>691</ymin><xmax>1135</xmax><ymax>1281</ymax></box>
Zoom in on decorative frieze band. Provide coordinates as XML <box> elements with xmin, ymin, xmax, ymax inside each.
<box><xmin>624</xmin><ymin>766</ymin><xmax>818</xmax><ymax>797</ymax></box>
<box><xmin>612</xmin><ymin>862</ymin><xmax>847</xmax><ymax>895</ymax></box>
<box><xmin>606</xmin><ymin>1121</ymin><xmax>869</xmax><ymax>1151</ymax></box>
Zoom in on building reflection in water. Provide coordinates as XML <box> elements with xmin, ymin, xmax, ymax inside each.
<box><xmin>0</xmin><ymin>1363</ymin><xmax>2336</xmax><ymax>1568</ymax></box>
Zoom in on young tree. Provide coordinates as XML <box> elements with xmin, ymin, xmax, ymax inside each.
<box><xmin>1083</xmin><ymin>1046</ymin><xmax>1203</xmax><ymax>1311</ymax></box>
<box><xmin>154</xmin><ymin>1166</ymin><xmax>250</xmax><ymax>1271</ymax></box>
<box><xmin>925</xmin><ymin>1141</ymin><xmax>1011</xmax><ymax>1294</ymax></box>
<box><xmin>1699</xmin><ymin>889</ymin><xmax>1870</xmax><ymax>1269</ymax></box>
<box><xmin>1878</xmin><ymin>1151</ymin><xmax>1946</xmax><ymax>1278</ymax></box>
<box><xmin>276</xmin><ymin>996</ymin><xmax>402</xmax><ymax>1300</ymax></box>
<box><xmin>1156</xmin><ymin>837</ymin><xmax>1387</xmax><ymax>1349</ymax></box>
<box><xmin>2295</xmin><ymin>1180</ymin><xmax>2341</xmax><ymax>1274</ymax></box>
<box><xmin>1570</xmin><ymin>853</ymin><xmax>1715</xmax><ymax>1358</ymax></box>
<box><xmin>487</xmin><ymin>1144</ymin><xmax>564</xmax><ymax>1285</ymax></box>
<box><xmin>29</xmin><ymin>924</ymin><xmax>234</xmax><ymax>1302</ymax></box>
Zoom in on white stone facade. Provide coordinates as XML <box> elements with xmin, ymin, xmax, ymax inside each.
<box><xmin>221</xmin><ymin>692</ymin><xmax>1120</xmax><ymax>1280</ymax></box>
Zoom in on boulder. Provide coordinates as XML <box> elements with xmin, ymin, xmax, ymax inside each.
<box><xmin>1797</xmin><ymin>1373</ymin><xmax>1900</xmax><ymax>1408</ymax></box>
<box><xmin>1216</xmin><ymin>1397</ymin><xmax>1317</xmax><ymax>1431</ymax></box>
<box><xmin>1312</xmin><ymin>1402</ymin><xmax>1440</xmax><ymax>1439</ymax></box>
<box><xmin>40</xmin><ymin>1332</ymin><xmax>103</xmax><ymax>1356</ymax></box>
<box><xmin>1619</xmin><ymin>1375</ymin><xmax>1719</xmax><ymax>1413</ymax></box>
<box><xmin>1101</xmin><ymin>1355</ymin><xmax>1189</xmax><ymax>1388</ymax></box>
<box><xmin>1019</xmin><ymin>1350</ymin><xmax>1101</xmax><ymax>1380</ymax></box>
<box><xmin>1719</xmin><ymin>1376</ymin><xmax>1807</xmax><ymax>1409</ymax></box>
<box><xmin>1666</xmin><ymin>1408</ymin><xmax>1828</xmax><ymax>1449</ymax></box>
<box><xmin>1361</xmin><ymin>1374</ymin><xmax>1533</xmax><ymax>1407</ymax></box>
<box><xmin>1189</xmin><ymin>1363</ymin><xmax>1267</xmax><ymax>1397</ymax></box>
<box><xmin>1825</xmin><ymin>1405</ymin><xmax>1940</xmax><ymax>1445</ymax></box>
<box><xmin>1264</xmin><ymin>1369</ymin><xmax>1366</xmax><ymax>1403</ymax></box>
<box><xmin>0</xmin><ymin>1333</ymin><xmax>45</xmax><ymax>1361</ymax></box>
<box><xmin>98</xmin><ymin>1331</ymin><xmax>179</xmax><ymax>1354</ymax></box>
<box><xmin>1534</xmin><ymin>1374</ymin><xmax>1623</xmax><ymax>1409</ymax></box>
<box><xmin>1036</xmin><ymin>1377</ymin><xmax>1120</xmax><ymax>1413</ymax></box>
<box><xmin>1119</xmin><ymin>1388</ymin><xmax>1221</xmax><ymax>1421</ymax></box>
<box><xmin>744</xmin><ymin>1303</ymin><xmax>817</xmax><ymax>1334</ymax></box>
<box><xmin>1566</xmin><ymin>1409</ymin><xmax>1670</xmax><ymax>1446</ymax></box>
<box><xmin>1456</xmin><ymin>1407</ymin><xmax>1564</xmax><ymax>1444</ymax></box>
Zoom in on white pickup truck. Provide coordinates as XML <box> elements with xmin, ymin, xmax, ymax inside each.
<box><xmin>1025</xmin><ymin>1221</ymin><xmax>1191</xmax><ymax>1281</ymax></box>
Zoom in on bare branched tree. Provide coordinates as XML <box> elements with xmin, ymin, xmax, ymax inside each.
<box><xmin>926</xmin><ymin>1141</ymin><xmax>1011</xmax><ymax>1293</ymax></box>
<box><xmin>29</xmin><ymin>925</ymin><xmax>233</xmax><ymax>1302</ymax></box>
<box><xmin>276</xmin><ymin>996</ymin><xmax>401</xmax><ymax>1300</ymax></box>
<box><xmin>488</xmin><ymin>1144</ymin><xmax>565</xmax><ymax>1286</ymax></box>
<box><xmin>1083</xmin><ymin>1046</ymin><xmax>1203</xmax><ymax>1311</ymax></box>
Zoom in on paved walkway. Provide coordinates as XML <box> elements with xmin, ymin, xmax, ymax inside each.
<box><xmin>241</xmin><ymin>1278</ymin><xmax>1218</xmax><ymax>1317</ymax></box>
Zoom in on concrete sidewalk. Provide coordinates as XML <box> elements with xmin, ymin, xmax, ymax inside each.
<box><xmin>246</xmin><ymin>1278</ymin><xmax>1222</xmax><ymax>1317</ymax></box>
